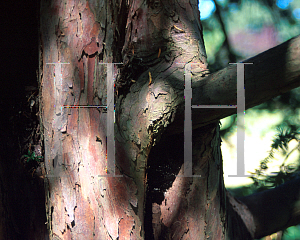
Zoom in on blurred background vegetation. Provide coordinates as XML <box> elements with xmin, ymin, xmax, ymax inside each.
<box><xmin>199</xmin><ymin>0</ymin><xmax>300</xmax><ymax>239</ymax></box>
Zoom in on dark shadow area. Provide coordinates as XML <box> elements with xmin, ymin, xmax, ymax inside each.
<box><xmin>0</xmin><ymin>0</ymin><xmax>48</xmax><ymax>239</ymax></box>
<box><xmin>144</xmin><ymin>132</ymin><xmax>183</xmax><ymax>239</ymax></box>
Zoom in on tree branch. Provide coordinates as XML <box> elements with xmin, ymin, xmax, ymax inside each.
<box><xmin>167</xmin><ymin>34</ymin><xmax>300</xmax><ymax>134</ymax></box>
<box><xmin>195</xmin><ymin>34</ymin><xmax>300</xmax><ymax>121</ymax></box>
<box><xmin>238</xmin><ymin>177</ymin><xmax>300</xmax><ymax>238</ymax></box>
<box><xmin>193</xmin><ymin>33</ymin><xmax>300</xmax><ymax>116</ymax></box>
<box><xmin>213</xmin><ymin>0</ymin><xmax>236</xmax><ymax>63</ymax></box>
<box><xmin>168</xmin><ymin>36</ymin><xmax>300</xmax><ymax>134</ymax></box>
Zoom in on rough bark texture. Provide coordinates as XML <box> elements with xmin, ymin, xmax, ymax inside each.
<box><xmin>39</xmin><ymin>0</ymin><xmax>213</xmax><ymax>238</ymax></box>
<box><xmin>150</xmin><ymin>124</ymin><xmax>227</xmax><ymax>239</ymax></box>
<box><xmin>39</xmin><ymin>0</ymin><xmax>300</xmax><ymax>239</ymax></box>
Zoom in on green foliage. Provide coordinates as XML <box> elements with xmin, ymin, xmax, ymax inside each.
<box><xmin>203</xmin><ymin>0</ymin><xmax>300</xmax><ymax>238</ymax></box>
<box><xmin>282</xmin><ymin>226</ymin><xmax>300</xmax><ymax>240</ymax></box>
<box><xmin>202</xmin><ymin>0</ymin><xmax>300</xmax><ymax>72</ymax></box>
<box><xmin>22</xmin><ymin>149</ymin><xmax>43</xmax><ymax>163</ymax></box>
<box><xmin>249</xmin><ymin>126</ymin><xmax>300</xmax><ymax>192</ymax></box>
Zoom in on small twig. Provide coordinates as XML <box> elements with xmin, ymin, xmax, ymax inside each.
<box><xmin>148</xmin><ymin>71</ymin><xmax>152</xmax><ymax>85</ymax></box>
<box><xmin>173</xmin><ymin>25</ymin><xmax>185</xmax><ymax>33</ymax></box>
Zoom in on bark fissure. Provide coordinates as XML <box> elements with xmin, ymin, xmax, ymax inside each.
<box><xmin>38</xmin><ymin>0</ymin><xmax>300</xmax><ymax>239</ymax></box>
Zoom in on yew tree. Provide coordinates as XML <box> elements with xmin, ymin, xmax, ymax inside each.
<box><xmin>38</xmin><ymin>0</ymin><xmax>300</xmax><ymax>239</ymax></box>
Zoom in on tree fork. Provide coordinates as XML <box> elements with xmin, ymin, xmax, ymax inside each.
<box><xmin>39</xmin><ymin>0</ymin><xmax>300</xmax><ymax>238</ymax></box>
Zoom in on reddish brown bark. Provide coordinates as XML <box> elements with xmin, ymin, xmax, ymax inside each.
<box><xmin>39</xmin><ymin>0</ymin><xmax>212</xmax><ymax>238</ymax></box>
<box><xmin>38</xmin><ymin>0</ymin><xmax>300</xmax><ymax>239</ymax></box>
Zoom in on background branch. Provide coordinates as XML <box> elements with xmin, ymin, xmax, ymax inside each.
<box><xmin>238</xmin><ymin>177</ymin><xmax>300</xmax><ymax>238</ymax></box>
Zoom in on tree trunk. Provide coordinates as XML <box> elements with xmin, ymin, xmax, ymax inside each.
<box><xmin>39</xmin><ymin>0</ymin><xmax>300</xmax><ymax>239</ymax></box>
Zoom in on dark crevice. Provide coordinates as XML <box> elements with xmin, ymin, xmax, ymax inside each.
<box><xmin>130</xmin><ymin>202</ymin><xmax>138</xmax><ymax>217</ymax></box>
<box><xmin>144</xmin><ymin>132</ymin><xmax>184</xmax><ymax>239</ymax></box>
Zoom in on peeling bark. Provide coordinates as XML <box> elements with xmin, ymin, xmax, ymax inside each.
<box><xmin>39</xmin><ymin>0</ymin><xmax>300</xmax><ymax>239</ymax></box>
<box><xmin>40</xmin><ymin>0</ymin><xmax>211</xmax><ymax>238</ymax></box>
